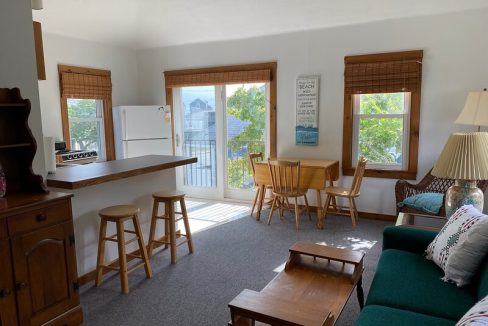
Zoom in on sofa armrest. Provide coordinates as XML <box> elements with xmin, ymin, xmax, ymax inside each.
<box><xmin>382</xmin><ymin>226</ymin><xmax>438</xmax><ymax>255</ymax></box>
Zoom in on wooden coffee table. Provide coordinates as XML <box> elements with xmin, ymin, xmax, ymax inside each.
<box><xmin>228</xmin><ymin>242</ymin><xmax>365</xmax><ymax>326</ymax></box>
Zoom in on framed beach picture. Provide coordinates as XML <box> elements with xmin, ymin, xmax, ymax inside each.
<box><xmin>296</xmin><ymin>76</ymin><xmax>319</xmax><ymax>145</ymax></box>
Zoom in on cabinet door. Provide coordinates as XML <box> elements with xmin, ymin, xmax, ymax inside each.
<box><xmin>11</xmin><ymin>221</ymin><xmax>80</xmax><ymax>326</ymax></box>
<box><xmin>0</xmin><ymin>239</ymin><xmax>18</xmax><ymax>326</ymax></box>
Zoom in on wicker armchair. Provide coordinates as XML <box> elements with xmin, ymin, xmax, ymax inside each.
<box><xmin>395</xmin><ymin>169</ymin><xmax>488</xmax><ymax>217</ymax></box>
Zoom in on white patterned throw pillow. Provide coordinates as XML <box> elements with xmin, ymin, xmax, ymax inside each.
<box><xmin>456</xmin><ymin>295</ymin><xmax>488</xmax><ymax>325</ymax></box>
<box><xmin>425</xmin><ymin>205</ymin><xmax>488</xmax><ymax>286</ymax></box>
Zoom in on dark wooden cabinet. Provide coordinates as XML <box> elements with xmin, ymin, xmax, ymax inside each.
<box><xmin>0</xmin><ymin>239</ymin><xmax>18</xmax><ymax>326</ymax></box>
<box><xmin>0</xmin><ymin>89</ymin><xmax>82</xmax><ymax>325</ymax></box>
<box><xmin>1</xmin><ymin>194</ymin><xmax>83</xmax><ymax>326</ymax></box>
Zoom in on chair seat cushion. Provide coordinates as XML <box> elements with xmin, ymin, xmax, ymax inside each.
<box><xmin>398</xmin><ymin>192</ymin><xmax>444</xmax><ymax>215</ymax></box>
<box><xmin>355</xmin><ymin>305</ymin><xmax>455</xmax><ymax>326</ymax></box>
<box><xmin>366</xmin><ymin>249</ymin><xmax>476</xmax><ymax>321</ymax></box>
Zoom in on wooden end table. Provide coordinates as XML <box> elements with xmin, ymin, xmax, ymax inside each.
<box><xmin>228</xmin><ymin>242</ymin><xmax>365</xmax><ymax>326</ymax></box>
<box><xmin>396</xmin><ymin>212</ymin><xmax>446</xmax><ymax>231</ymax></box>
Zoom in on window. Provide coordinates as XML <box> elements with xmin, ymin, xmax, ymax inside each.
<box><xmin>352</xmin><ymin>92</ymin><xmax>410</xmax><ymax>170</ymax></box>
<box><xmin>343</xmin><ymin>50</ymin><xmax>423</xmax><ymax>179</ymax></box>
<box><xmin>67</xmin><ymin>99</ymin><xmax>106</xmax><ymax>161</ymax></box>
<box><xmin>58</xmin><ymin>65</ymin><xmax>115</xmax><ymax>160</ymax></box>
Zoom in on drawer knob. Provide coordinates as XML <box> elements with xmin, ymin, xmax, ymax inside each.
<box><xmin>0</xmin><ymin>288</ymin><xmax>11</xmax><ymax>298</ymax></box>
<box><xmin>36</xmin><ymin>213</ymin><xmax>47</xmax><ymax>222</ymax></box>
<box><xmin>16</xmin><ymin>282</ymin><xmax>27</xmax><ymax>291</ymax></box>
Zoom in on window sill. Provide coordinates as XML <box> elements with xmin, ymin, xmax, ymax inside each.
<box><xmin>342</xmin><ymin>167</ymin><xmax>417</xmax><ymax>180</ymax></box>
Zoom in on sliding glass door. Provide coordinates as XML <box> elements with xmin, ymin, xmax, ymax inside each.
<box><xmin>224</xmin><ymin>83</ymin><xmax>267</xmax><ymax>199</ymax></box>
<box><xmin>174</xmin><ymin>83</ymin><xmax>268</xmax><ymax>200</ymax></box>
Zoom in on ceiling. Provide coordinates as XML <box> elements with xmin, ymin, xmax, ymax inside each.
<box><xmin>33</xmin><ymin>0</ymin><xmax>488</xmax><ymax>50</ymax></box>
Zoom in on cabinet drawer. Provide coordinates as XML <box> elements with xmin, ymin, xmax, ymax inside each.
<box><xmin>7</xmin><ymin>200</ymin><xmax>71</xmax><ymax>236</ymax></box>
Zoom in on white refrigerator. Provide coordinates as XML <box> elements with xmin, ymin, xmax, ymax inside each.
<box><xmin>113</xmin><ymin>105</ymin><xmax>173</xmax><ymax>159</ymax></box>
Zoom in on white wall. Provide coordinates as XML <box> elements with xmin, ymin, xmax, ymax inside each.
<box><xmin>136</xmin><ymin>9</ymin><xmax>488</xmax><ymax>215</ymax></box>
<box><xmin>38</xmin><ymin>33</ymin><xmax>140</xmax><ymax>140</ymax></box>
<box><xmin>0</xmin><ymin>0</ymin><xmax>46</xmax><ymax>176</ymax></box>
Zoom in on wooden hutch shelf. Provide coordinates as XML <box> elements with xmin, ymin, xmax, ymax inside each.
<box><xmin>0</xmin><ymin>88</ymin><xmax>83</xmax><ymax>326</ymax></box>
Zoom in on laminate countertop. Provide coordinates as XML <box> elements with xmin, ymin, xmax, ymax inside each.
<box><xmin>46</xmin><ymin>155</ymin><xmax>197</xmax><ymax>189</ymax></box>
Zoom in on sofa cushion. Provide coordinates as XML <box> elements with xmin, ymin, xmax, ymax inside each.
<box><xmin>476</xmin><ymin>258</ymin><xmax>488</xmax><ymax>299</ymax></box>
<box><xmin>456</xmin><ymin>294</ymin><xmax>488</xmax><ymax>326</ymax></box>
<box><xmin>383</xmin><ymin>226</ymin><xmax>437</xmax><ymax>255</ymax></box>
<box><xmin>355</xmin><ymin>305</ymin><xmax>455</xmax><ymax>326</ymax></box>
<box><xmin>366</xmin><ymin>249</ymin><xmax>476</xmax><ymax>321</ymax></box>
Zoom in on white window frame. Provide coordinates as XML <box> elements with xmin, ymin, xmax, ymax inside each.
<box><xmin>67</xmin><ymin>98</ymin><xmax>106</xmax><ymax>161</ymax></box>
<box><xmin>352</xmin><ymin>92</ymin><xmax>410</xmax><ymax>170</ymax></box>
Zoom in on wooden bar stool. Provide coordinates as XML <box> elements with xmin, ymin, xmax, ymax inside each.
<box><xmin>148</xmin><ymin>190</ymin><xmax>194</xmax><ymax>264</ymax></box>
<box><xmin>95</xmin><ymin>205</ymin><xmax>152</xmax><ymax>294</ymax></box>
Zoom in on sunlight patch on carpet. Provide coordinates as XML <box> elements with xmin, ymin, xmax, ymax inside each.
<box><xmin>178</xmin><ymin>199</ymin><xmax>251</xmax><ymax>233</ymax></box>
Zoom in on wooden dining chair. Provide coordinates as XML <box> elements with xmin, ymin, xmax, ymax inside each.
<box><xmin>267</xmin><ymin>159</ymin><xmax>311</xmax><ymax>229</ymax></box>
<box><xmin>323</xmin><ymin>157</ymin><xmax>367</xmax><ymax>227</ymax></box>
<box><xmin>249</xmin><ymin>153</ymin><xmax>273</xmax><ymax>218</ymax></box>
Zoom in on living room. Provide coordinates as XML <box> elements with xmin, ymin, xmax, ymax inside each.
<box><xmin>1</xmin><ymin>1</ymin><xmax>488</xmax><ymax>325</ymax></box>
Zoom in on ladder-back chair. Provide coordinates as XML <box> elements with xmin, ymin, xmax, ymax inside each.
<box><xmin>249</xmin><ymin>153</ymin><xmax>273</xmax><ymax>218</ymax></box>
<box><xmin>267</xmin><ymin>159</ymin><xmax>311</xmax><ymax>229</ymax></box>
<box><xmin>323</xmin><ymin>157</ymin><xmax>367</xmax><ymax>227</ymax></box>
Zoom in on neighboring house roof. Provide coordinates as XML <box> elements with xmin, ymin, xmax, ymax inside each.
<box><xmin>185</xmin><ymin>115</ymin><xmax>249</xmax><ymax>142</ymax></box>
<box><xmin>190</xmin><ymin>98</ymin><xmax>213</xmax><ymax>113</ymax></box>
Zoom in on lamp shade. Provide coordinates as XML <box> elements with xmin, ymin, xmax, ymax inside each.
<box><xmin>432</xmin><ymin>132</ymin><xmax>488</xmax><ymax>180</ymax></box>
<box><xmin>455</xmin><ymin>90</ymin><xmax>488</xmax><ymax>127</ymax></box>
<box><xmin>31</xmin><ymin>0</ymin><xmax>43</xmax><ymax>10</ymax></box>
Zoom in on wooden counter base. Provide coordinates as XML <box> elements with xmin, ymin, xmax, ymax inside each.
<box><xmin>46</xmin><ymin>155</ymin><xmax>197</xmax><ymax>189</ymax></box>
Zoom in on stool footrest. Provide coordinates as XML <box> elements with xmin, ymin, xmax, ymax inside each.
<box><xmin>126</xmin><ymin>253</ymin><xmax>144</xmax><ymax>260</ymax></box>
<box><xmin>155</xmin><ymin>212</ymin><xmax>183</xmax><ymax>220</ymax></box>
<box><xmin>127</xmin><ymin>262</ymin><xmax>146</xmax><ymax>274</ymax></box>
<box><xmin>100</xmin><ymin>265</ymin><xmax>120</xmax><ymax>271</ymax></box>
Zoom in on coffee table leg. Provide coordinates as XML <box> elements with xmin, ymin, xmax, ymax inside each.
<box><xmin>357</xmin><ymin>276</ymin><xmax>365</xmax><ymax>310</ymax></box>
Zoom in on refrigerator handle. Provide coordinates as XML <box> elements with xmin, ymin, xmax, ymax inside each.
<box><xmin>124</xmin><ymin>140</ymin><xmax>129</xmax><ymax>158</ymax></box>
<box><xmin>122</xmin><ymin>109</ymin><xmax>128</xmax><ymax>141</ymax></box>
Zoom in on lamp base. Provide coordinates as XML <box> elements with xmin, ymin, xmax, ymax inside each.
<box><xmin>445</xmin><ymin>180</ymin><xmax>484</xmax><ymax>217</ymax></box>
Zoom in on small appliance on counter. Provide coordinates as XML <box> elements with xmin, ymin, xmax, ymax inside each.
<box><xmin>55</xmin><ymin>141</ymin><xmax>98</xmax><ymax>165</ymax></box>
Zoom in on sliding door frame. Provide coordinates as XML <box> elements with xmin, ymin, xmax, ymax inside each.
<box><xmin>164</xmin><ymin>62</ymin><xmax>277</xmax><ymax>158</ymax></box>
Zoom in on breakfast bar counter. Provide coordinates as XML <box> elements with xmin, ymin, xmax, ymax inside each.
<box><xmin>46</xmin><ymin>155</ymin><xmax>197</xmax><ymax>189</ymax></box>
<box><xmin>47</xmin><ymin>154</ymin><xmax>197</xmax><ymax>279</ymax></box>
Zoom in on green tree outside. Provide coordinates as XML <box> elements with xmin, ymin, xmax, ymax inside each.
<box><xmin>67</xmin><ymin>99</ymin><xmax>99</xmax><ymax>151</ymax></box>
<box><xmin>226</xmin><ymin>86</ymin><xmax>266</xmax><ymax>189</ymax></box>
<box><xmin>358</xmin><ymin>93</ymin><xmax>405</xmax><ymax>164</ymax></box>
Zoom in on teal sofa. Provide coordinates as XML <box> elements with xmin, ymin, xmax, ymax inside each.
<box><xmin>356</xmin><ymin>226</ymin><xmax>488</xmax><ymax>326</ymax></box>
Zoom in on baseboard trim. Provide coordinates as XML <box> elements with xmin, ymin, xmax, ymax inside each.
<box><xmin>358</xmin><ymin>211</ymin><xmax>396</xmax><ymax>221</ymax></box>
<box><xmin>297</xmin><ymin>204</ymin><xmax>396</xmax><ymax>222</ymax></box>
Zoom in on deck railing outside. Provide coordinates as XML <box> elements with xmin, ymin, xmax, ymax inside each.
<box><xmin>183</xmin><ymin>137</ymin><xmax>264</xmax><ymax>189</ymax></box>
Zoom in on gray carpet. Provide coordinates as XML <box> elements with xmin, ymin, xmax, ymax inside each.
<box><xmin>80</xmin><ymin>209</ymin><xmax>392</xmax><ymax>326</ymax></box>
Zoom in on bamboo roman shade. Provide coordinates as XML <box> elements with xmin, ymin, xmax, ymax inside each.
<box><xmin>344</xmin><ymin>50</ymin><xmax>423</xmax><ymax>95</ymax></box>
<box><xmin>59</xmin><ymin>68</ymin><xmax>112</xmax><ymax>100</ymax></box>
<box><xmin>165</xmin><ymin>69</ymin><xmax>272</xmax><ymax>88</ymax></box>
